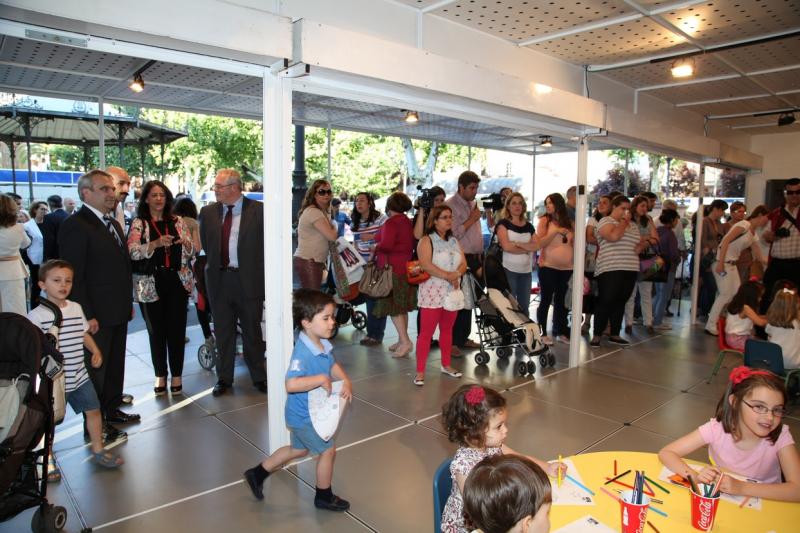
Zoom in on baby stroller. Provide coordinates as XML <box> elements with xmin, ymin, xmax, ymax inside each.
<box><xmin>0</xmin><ymin>310</ymin><xmax>68</xmax><ymax>533</ymax></box>
<box><xmin>325</xmin><ymin>271</ymin><xmax>367</xmax><ymax>339</ymax></box>
<box><xmin>472</xmin><ymin>254</ymin><xmax>556</xmax><ymax>376</ymax></box>
<box><xmin>197</xmin><ymin>322</ymin><xmax>244</xmax><ymax>371</ymax></box>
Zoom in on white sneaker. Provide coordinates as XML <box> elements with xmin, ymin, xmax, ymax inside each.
<box><xmin>541</xmin><ymin>336</ymin><xmax>554</xmax><ymax>346</ymax></box>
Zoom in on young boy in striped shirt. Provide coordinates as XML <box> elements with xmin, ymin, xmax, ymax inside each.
<box><xmin>27</xmin><ymin>259</ymin><xmax>124</xmax><ymax>470</ymax></box>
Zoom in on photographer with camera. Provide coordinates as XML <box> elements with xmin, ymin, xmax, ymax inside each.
<box><xmin>761</xmin><ymin>178</ymin><xmax>800</xmax><ymax>312</ymax></box>
<box><xmin>412</xmin><ymin>186</ymin><xmax>446</xmax><ymax>240</ymax></box>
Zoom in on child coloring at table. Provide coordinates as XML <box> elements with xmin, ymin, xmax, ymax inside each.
<box><xmin>765</xmin><ymin>287</ymin><xmax>800</xmax><ymax>369</ymax></box>
<box><xmin>242</xmin><ymin>289</ymin><xmax>353</xmax><ymax>511</ymax></box>
<box><xmin>658</xmin><ymin>366</ymin><xmax>800</xmax><ymax>502</ymax></box>
<box><xmin>723</xmin><ymin>281</ymin><xmax>767</xmax><ymax>351</ymax></box>
<box><xmin>463</xmin><ymin>454</ymin><xmax>552</xmax><ymax>533</ymax></box>
<box><xmin>440</xmin><ymin>385</ymin><xmax>565</xmax><ymax>533</ymax></box>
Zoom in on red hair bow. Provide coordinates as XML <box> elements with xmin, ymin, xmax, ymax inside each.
<box><xmin>465</xmin><ymin>386</ymin><xmax>485</xmax><ymax>405</ymax></box>
<box><xmin>729</xmin><ymin>366</ymin><xmax>772</xmax><ymax>386</ymax></box>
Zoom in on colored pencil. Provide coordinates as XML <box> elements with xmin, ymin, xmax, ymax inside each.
<box><xmin>558</xmin><ymin>455</ymin><xmax>563</xmax><ymax>488</ymax></box>
<box><xmin>739</xmin><ymin>496</ymin><xmax>751</xmax><ymax>509</ymax></box>
<box><xmin>565</xmin><ymin>473</ymin><xmax>595</xmax><ymax>496</ymax></box>
<box><xmin>644</xmin><ymin>477</ymin><xmax>654</xmax><ymax>496</ymax></box>
<box><xmin>613</xmin><ymin>489</ymin><xmax>663</xmax><ymax>505</ymax></box>
<box><xmin>644</xmin><ymin>474</ymin><xmax>671</xmax><ymax>494</ymax></box>
<box><xmin>687</xmin><ymin>474</ymin><xmax>700</xmax><ymax>495</ymax></box>
<box><xmin>648</xmin><ymin>505</ymin><xmax>668</xmax><ymax>518</ymax></box>
<box><xmin>606</xmin><ymin>478</ymin><xmax>655</xmax><ymax>496</ymax></box>
<box><xmin>614</xmin><ymin>459</ymin><xmax>618</xmax><ymax>476</ymax></box>
<box><xmin>647</xmin><ymin>520</ymin><xmax>660</xmax><ymax>533</ymax></box>
<box><xmin>604</xmin><ymin>469</ymin><xmax>631</xmax><ymax>485</ymax></box>
<box><xmin>710</xmin><ymin>472</ymin><xmax>724</xmax><ymax>498</ymax></box>
<box><xmin>600</xmin><ymin>486</ymin><xmax>621</xmax><ymax>502</ymax></box>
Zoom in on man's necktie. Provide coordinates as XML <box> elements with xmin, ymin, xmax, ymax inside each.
<box><xmin>221</xmin><ymin>205</ymin><xmax>233</xmax><ymax>267</ymax></box>
<box><xmin>103</xmin><ymin>215</ymin><xmax>124</xmax><ymax>249</ymax></box>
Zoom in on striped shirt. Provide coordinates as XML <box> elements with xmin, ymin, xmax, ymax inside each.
<box><xmin>351</xmin><ymin>213</ymin><xmax>387</xmax><ymax>261</ymax></box>
<box><xmin>595</xmin><ymin>216</ymin><xmax>640</xmax><ymax>275</ymax></box>
<box><xmin>28</xmin><ymin>300</ymin><xmax>89</xmax><ymax>392</ymax></box>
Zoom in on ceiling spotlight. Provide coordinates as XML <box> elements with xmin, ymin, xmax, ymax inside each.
<box><xmin>403</xmin><ymin>110</ymin><xmax>419</xmax><ymax>124</ymax></box>
<box><xmin>539</xmin><ymin>135</ymin><xmax>552</xmax><ymax>147</ymax></box>
<box><xmin>670</xmin><ymin>58</ymin><xmax>694</xmax><ymax>78</ymax></box>
<box><xmin>778</xmin><ymin>112</ymin><xmax>796</xmax><ymax>127</ymax></box>
<box><xmin>129</xmin><ymin>73</ymin><xmax>145</xmax><ymax>93</ymax></box>
<box><xmin>128</xmin><ymin>60</ymin><xmax>157</xmax><ymax>93</ymax></box>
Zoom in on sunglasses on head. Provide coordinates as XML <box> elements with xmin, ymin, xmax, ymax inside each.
<box><xmin>316</xmin><ymin>189</ymin><xmax>333</xmax><ymax>196</ymax></box>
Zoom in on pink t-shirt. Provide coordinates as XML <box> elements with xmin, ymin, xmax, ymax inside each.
<box><xmin>698</xmin><ymin>418</ymin><xmax>795</xmax><ymax>483</ymax></box>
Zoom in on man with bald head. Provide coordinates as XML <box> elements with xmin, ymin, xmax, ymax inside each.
<box><xmin>199</xmin><ymin>169</ymin><xmax>266</xmax><ymax>396</ymax></box>
<box><xmin>59</xmin><ymin>169</ymin><xmax>138</xmax><ymax>442</ymax></box>
<box><xmin>106</xmin><ymin>166</ymin><xmax>132</xmax><ymax>228</ymax></box>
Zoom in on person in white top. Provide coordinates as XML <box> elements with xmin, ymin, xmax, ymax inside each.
<box><xmin>705</xmin><ymin>205</ymin><xmax>770</xmax><ymax>335</ymax></box>
<box><xmin>765</xmin><ymin>288</ymin><xmax>800</xmax><ymax>369</ymax></box>
<box><xmin>496</xmin><ymin>193</ymin><xmax>539</xmax><ymax>317</ymax></box>
<box><xmin>24</xmin><ymin>200</ymin><xmax>48</xmax><ymax>308</ymax></box>
<box><xmin>0</xmin><ymin>194</ymin><xmax>31</xmax><ymax>315</ymax></box>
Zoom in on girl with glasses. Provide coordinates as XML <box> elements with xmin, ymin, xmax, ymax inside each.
<box><xmin>294</xmin><ymin>180</ymin><xmax>339</xmax><ymax>289</ymax></box>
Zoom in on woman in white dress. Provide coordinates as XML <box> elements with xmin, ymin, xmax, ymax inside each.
<box><xmin>0</xmin><ymin>194</ymin><xmax>31</xmax><ymax>315</ymax></box>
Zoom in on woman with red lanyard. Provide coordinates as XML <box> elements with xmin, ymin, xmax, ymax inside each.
<box><xmin>128</xmin><ymin>181</ymin><xmax>194</xmax><ymax>396</ymax></box>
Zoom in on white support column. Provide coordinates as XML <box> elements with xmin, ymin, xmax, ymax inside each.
<box><xmin>569</xmin><ymin>138</ymin><xmax>589</xmax><ymax>368</ymax></box>
<box><xmin>691</xmin><ymin>164</ymin><xmax>706</xmax><ymax>325</ymax></box>
<box><xmin>263</xmin><ymin>67</ymin><xmax>293</xmax><ymax>452</ymax></box>
<box><xmin>531</xmin><ymin>147</ymin><xmax>537</xmax><ymax>209</ymax></box>
<box><xmin>98</xmin><ymin>97</ymin><xmax>105</xmax><ymax>168</ymax></box>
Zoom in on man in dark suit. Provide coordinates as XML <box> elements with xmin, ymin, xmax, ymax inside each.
<box><xmin>41</xmin><ymin>194</ymin><xmax>68</xmax><ymax>260</ymax></box>
<box><xmin>59</xmin><ymin>169</ymin><xmax>139</xmax><ymax>442</ymax></box>
<box><xmin>199</xmin><ymin>168</ymin><xmax>266</xmax><ymax>396</ymax></box>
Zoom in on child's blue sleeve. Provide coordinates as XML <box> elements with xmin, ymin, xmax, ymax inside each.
<box><xmin>285</xmin><ymin>346</ymin><xmax>308</xmax><ymax>380</ymax></box>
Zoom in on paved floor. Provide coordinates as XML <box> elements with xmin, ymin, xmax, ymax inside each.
<box><xmin>3</xmin><ymin>301</ymin><xmax>799</xmax><ymax>532</ymax></box>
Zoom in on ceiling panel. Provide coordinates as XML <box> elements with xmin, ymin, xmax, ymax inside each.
<box><xmin>598</xmin><ymin>54</ymin><xmax>735</xmax><ymax>88</ymax></box>
<box><xmin>646</xmin><ymin>76</ymin><xmax>767</xmax><ymax>103</ymax></box>
<box><xmin>683</xmin><ymin>95</ymin><xmax>789</xmax><ymax>117</ymax></box>
<box><xmin>718</xmin><ymin>35</ymin><xmax>800</xmax><ymax>72</ymax></box>
<box><xmin>749</xmin><ymin>68</ymin><xmax>800</xmax><ymax>93</ymax></box>
<box><xmin>394</xmin><ymin>0</ymin><xmax>444</xmax><ymax>9</ymax></box>
<box><xmin>659</xmin><ymin>0</ymin><xmax>800</xmax><ymax>47</ymax></box>
<box><xmin>142</xmin><ymin>61</ymin><xmax>252</xmax><ymax>93</ymax></box>
<box><xmin>426</xmin><ymin>0</ymin><xmax>633</xmax><ymax>42</ymax></box>
<box><xmin>0</xmin><ymin>65</ymin><xmax>116</xmax><ymax>95</ymax></box>
<box><xmin>531</xmin><ymin>17</ymin><xmax>695</xmax><ymax>64</ymax></box>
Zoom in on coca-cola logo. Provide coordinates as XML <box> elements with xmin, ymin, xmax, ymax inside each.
<box><xmin>697</xmin><ymin>498</ymin><xmax>714</xmax><ymax>529</ymax></box>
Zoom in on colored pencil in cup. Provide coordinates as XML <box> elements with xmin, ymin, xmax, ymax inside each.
<box><xmin>558</xmin><ymin>455</ymin><xmax>563</xmax><ymax>488</ymax></box>
<box><xmin>687</xmin><ymin>474</ymin><xmax>700</xmax><ymax>495</ymax></box>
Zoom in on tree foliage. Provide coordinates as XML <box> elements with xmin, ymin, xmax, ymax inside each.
<box><xmin>590</xmin><ymin>166</ymin><xmax>647</xmax><ymax>199</ymax></box>
<box><xmin>664</xmin><ymin>163</ymin><xmax>699</xmax><ymax>198</ymax></box>
<box><xmin>716</xmin><ymin>167</ymin><xmax>746</xmax><ymax>197</ymax></box>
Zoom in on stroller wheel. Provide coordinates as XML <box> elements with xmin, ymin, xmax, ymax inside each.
<box><xmin>32</xmin><ymin>505</ymin><xmax>67</xmax><ymax>533</ymax></box>
<box><xmin>516</xmin><ymin>361</ymin><xmax>528</xmax><ymax>377</ymax></box>
<box><xmin>548</xmin><ymin>353</ymin><xmax>557</xmax><ymax>367</ymax></box>
<box><xmin>496</xmin><ymin>346</ymin><xmax>511</xmax><ymax>359</ymax></box>
<box><xmin>352</xmin><ymin>310</ymin><xmax>367</xmax><ymax>330</ymax></box>
<box><xmin>197</xmin><ymin>340</ymin><xmax>217</xmax><ymax>371</ymax></box>
<box><xmin>475</xmin><ymin>351</ymin><xmax>490</xmax><ymax>365</ymax></box>
<box><xmin>527</xmin><ymin>360</ymin><xmax>537</xmax><ymax>376</ymax></box>
<box><xmin>539</xmin><ymin>353</ymin><xmax>548</xmax><ymax>368</ymax></box>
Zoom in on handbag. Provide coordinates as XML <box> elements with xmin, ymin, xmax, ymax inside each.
<box><xmin>406</xmin><ymin>260</ymin><xmax>430</xmax><ymax>285</ymax></box>
<box><xmin>639</xmin><ymin>244</ymin><xmax>667</xmax><ymax>282</ymax></box>
<box><xmin>328</xmin><ymin>241</ymin><xmax>360</xmax><ymax>301</ymax></box>
<box><xmin>461</xmin><ymin>270</ymin><xmax>479</xmax><ymax>310</ymax></box>
<box><xmin>359</xmin><ymin>260</ymin><xmax>393</xmax><ymax>298</ymax></box>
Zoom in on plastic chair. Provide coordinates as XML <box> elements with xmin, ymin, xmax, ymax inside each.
<box><xmin>706</xmin><ymin>317</ymin><xmax>744</xmax><ymax>383</ymax></box>
<box><xmin>433</xmin><ymin>458</ymin><xmax>452</xmax><ymax>533</ymax></box>
<box><xmin>744</xmin><ymin>339</ymin><xmax>800</xmax><ymax>400</ymax></box>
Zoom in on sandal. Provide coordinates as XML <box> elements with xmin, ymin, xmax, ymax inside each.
<box><xmin>154</xmin><ymin>378</ymin><xmax>167</xmax><ymax>396</ymax></box>
<box><xmin>47</xmin><ymin>459</ymin><xmax>61</xmax><ymax>483</ymax></box>
<box><xmin>93</xmin><ymin>450</ymin><xmax>124</xmax><ymax>468</ymax></box>
<box><xmin>170</xmin><ymin>378</ymin><xmax>183</xmax><ymax>395</ymax></box>
<box><xmin>392</xmin><ymin>344</ymin><xmax>413</xmax><ymax>358</ymax></box>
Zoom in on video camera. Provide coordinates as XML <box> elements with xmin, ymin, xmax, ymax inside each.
<box><xmin>481</xmin><ymin>192</ymin><xmax>504</xmax><ymax>211</ymax></box>
<box><xmin>416</xmin><ymin>185</ymin><xmax>435</xmax><ymax>211</ymax></box>
<box><xmin>775</xmin><ymin>227</ymin><xmax>791</xmax><ymax>239</ymax></box>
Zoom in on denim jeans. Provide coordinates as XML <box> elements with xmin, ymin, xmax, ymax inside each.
<box><xmin>653</xmin><ymin>267</ymin><xmax>676</xmax><ymax>326</ymax></box>
<box><xmin>365</xmin><ymin>296</ymin><xmax>387</xmax><ymax>340</ymax></box>
<box><xmin>505</xmin><ymin>269</ymin><xmax>532</xmax><ymax>317</ymax></box>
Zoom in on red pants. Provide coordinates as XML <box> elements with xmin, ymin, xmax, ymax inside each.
<box><xmin>416</xmin><ymin>307</ymin><xmax>457</xmax><ymax>373</ymax></box>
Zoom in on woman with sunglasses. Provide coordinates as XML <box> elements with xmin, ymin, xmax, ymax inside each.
<box><xmin>294</xmin><ymin>179</ymin><xmax>339</xmax><ymax>290</ymax></box>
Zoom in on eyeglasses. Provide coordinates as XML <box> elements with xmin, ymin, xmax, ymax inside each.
<box><xmin>211</xmin><ymin>183</ymin><xmax>236</xmax><ymax>191</ymax></box>
<box><xmin>742</xmin><ymin>400</ymin><xmax>787</xmax><ymax>418</ymax></box>
<box><xmin>785</xmin><ymin>190</ymin><xmax>800</xmax><ymax>196</ymax></box>
<box><xmin>437</xmin><ymin>215</ymin><xmax>453</xmax><ymax>220</ymax></box>
<box><xmin>316</xmin><ymin>189</ymin><xmax>333</xmax><ymax>196</ymax></box>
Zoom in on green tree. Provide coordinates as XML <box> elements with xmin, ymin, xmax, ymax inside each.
<box><xmin>590</xmin><ymin>167</ymin><xmax>646</xmax><ymax>199</ymax></box>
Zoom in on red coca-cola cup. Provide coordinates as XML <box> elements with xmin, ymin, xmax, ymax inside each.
<box><xmin>619</xmin><ymin>489</ymin><xmax>650</xmax><ymax>533</ymax></box>
<box><xmin>690</xmin><ymin>486</ymin><xmax>720</xmax><ymax>531</ymax></box>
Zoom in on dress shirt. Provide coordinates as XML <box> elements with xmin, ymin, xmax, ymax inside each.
<box><xmin>225</xmin><ymin>196</ymin><xmax>244</xmax><ymax>268</ymax></box>
<box><xmin>446</xmin><ymin>193</ymin><xmax>483</xmax><ymax>254</ymax></box>
<box><xmin>23</xmin><ymin>219</ymin><xmax>44</xmax><ymax>264</ymax></box>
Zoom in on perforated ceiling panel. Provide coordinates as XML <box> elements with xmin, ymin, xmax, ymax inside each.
<box><xmin>718</xmin><ymin>35</ymin><xmax>800</xmax><ymax>72</ymax></box>
<box><xmin>0</xmin><ymin>65</ymin><xmax>116</xmax><ymax>95</ymax></box>
<box><xmin>749</xmin><ymin>69</ymin><xmax>800</xmax><ymax>93</ymax></box>
<box><xmin>658</xmin><ymin>0</ymin><xmax>800</xmax><ymax>47</ymax></box>
<box><xmin>647</xmin><ymin>76</ymin><xmax>767</xmax><ymax>103</ymax></box>
<box><xmin>142</xmin><ymin>61</ymin><xmax>252</xmax><ymax>93</ymax></box>
<box><xmin>531</xmin><ymin>17</ymin><xmax>694</xmax><ymax>64</ymax></box>
<box><xmin>683</xmin><ymin>96</ymin><xmax>789</xmax><ymax>117</ymax></box>
<box><xmin>599</xmin><ymin>54</ymin><xmax>735</xmax><ymax>88</ymax></box>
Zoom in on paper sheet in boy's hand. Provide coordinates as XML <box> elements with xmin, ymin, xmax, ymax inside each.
<box><xmin>551</xmin><ymin>515</ymin><xmax>616</xmax><ymax>533</ymax></box>
<box><xmin>658</xmin><ymin>465</ymin><xmax>762</xmax><ymax>510</ymax></box>
<box><xmin>550</xmin><ymin>458</ymin><xmax>594</xmax><ymax>506</ymax></box>
<box><xmin>308</xmin><ymin>381</ymin><xmax>346</xmax><ymax>441</ymax></box>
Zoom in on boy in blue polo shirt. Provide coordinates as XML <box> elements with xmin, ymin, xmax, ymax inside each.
<box><xmin>243</xmin><ymin>289</ymin><xmax>353</xmax><ymax>511</ymax></box>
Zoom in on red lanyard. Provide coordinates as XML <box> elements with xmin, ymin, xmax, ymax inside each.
<box><xmin>149</xmin><ymin>219</ymin><xmax>171</xmax><ymax>268</ymax></box>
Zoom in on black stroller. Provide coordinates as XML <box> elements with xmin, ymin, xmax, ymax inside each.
<box><xmin>472</xmin><ymin>254</ymin><xmax>556</xmax><ymax>376</ymax></box>
<box><xmin>325</xmin><ymin>270</ymin><xmax>367</xmax><ymax>339</ymax></box>
<box><xmin>0</xmin><ymin>307</ymin><xmax>68</xmax><ymax>533</ymax></box>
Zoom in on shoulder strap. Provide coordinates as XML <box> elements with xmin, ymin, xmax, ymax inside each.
<box><xmin>781</xmin><ymin>208</ymin><xmax>800</xmax><ymax>232</ymax></box>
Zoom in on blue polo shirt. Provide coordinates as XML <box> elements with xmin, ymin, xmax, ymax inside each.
<box><xmin>285</xmin><ymin>332</ymin><xmax>336</xmax><ymax>427</ymax></box>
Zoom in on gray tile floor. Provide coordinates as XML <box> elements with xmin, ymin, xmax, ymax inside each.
<box><xmin>3</xmin><ymin>302</ymin><xmax>799</xmax><ymax>532</ymax></box>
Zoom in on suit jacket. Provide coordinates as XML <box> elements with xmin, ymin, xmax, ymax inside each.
<box><xmin>58</xmin><ymin>206</ymin><xmax>133</xmax><ymax>326</ymax></box>
<box><xmin>41</xmin><ymin>208</ymin><xmax>68</xmax><ymax>260</ymax></box>
<box><xmin>198</xmin><ymin>196</ymin><xmax>265</xmax><ymax>301</ymax></box>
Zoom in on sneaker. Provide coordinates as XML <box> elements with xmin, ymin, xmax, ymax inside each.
<box><xmin>541</xmin><ymin>336</ymin><xmax>554</xmax><ymax>346</ymax></box>
<box><xmin>314</xmin><ymin>494</ymin><xmax>350</xmax><ymax>512</ymax></box>
<box><xmin>653</xmin><ymin>324</ymin><xmax>672</xmax><ymax>331</ymax></box>
<box><xmin>590</xmin><ymin>336</ymin><xmax>601</xmax><ymax>347</ymax></box>
<box><xmin>359</xmin><ymin>337</ymin><xmax>381</xmax><ymax>346</ymax></box>
<box><xmin>243</xmin><ymin>468</ymin><xmax>264</xmax><ymax>500</ymax></box>
<box><xmin>608</xmin><ymin>336</ymin><xmax>630</xmax><ymax>346</ymax></box>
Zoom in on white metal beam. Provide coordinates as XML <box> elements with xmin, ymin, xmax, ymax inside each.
<box><xmin>676</xmin><ymin>89</ymin><xmax>800</xmax><ymax>108</ymax></box>
<box><xmin>636</xmin><ymin>74</ymin><xmax>740</xmax><ymax>92</ymax></box>
<box><xmin>707</xmin><ymin>107</ymin><xmax>798</xmax><ymax>120</ymax></box>
<box><xmin>568</xmin><ymin>136</ymin><xmax>588</xmax><ymax>368</ymax></box>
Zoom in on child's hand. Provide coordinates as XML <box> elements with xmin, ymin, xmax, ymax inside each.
<box><xmin>717</xmin><ymin>474</ymin><xmax>743</xmax><ymax>496</ymax></box>
<box><xmin>91</xmin><ymin>350</ymin><xmax>103</xmax><ymax>368</ymax></box>
<box><xmin>697</xmin><ymin>466</ymin><xmax>719</xmax><ymax>485</ymax></box>
<box><xmin>319</xmin><ymin>375</ymin><xmax>332</xmax><ymax>395</ymax></box>
<box><xmin>340</xmin><ymin>380</ymin><xmax>352</xmax><ymax>402</ymax></box>
<box><xmin>547</xmin><ymin>461</ymin><xmax>567</xmax><ymax>478</ymax></box>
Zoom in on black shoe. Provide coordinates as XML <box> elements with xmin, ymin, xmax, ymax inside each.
<box><xmin>590</xmin><ymin>336</ymin><xmax>601</xmax><ymax>347</ymax></box>
<box><xmin>102</xmin><ymin>423</ymin><xmax>127</xmax><ymax>444</ymax></box>
<box><xmin>608</xmin><ymin>336</ymin><xmax>630</xmax><ymax>346</ymax></box>
<box><xmin>254</xmin><ymin>381</ymin><xmax>267</xmax><ymax>393</ymax></box>
<box><xmin>106</xmin><ymin>409</ymin><xmax>140</xmax><ymax>424</ymax></box>
<box><xmin>119</xmin><ymin>393</ymin><xmax>134</xmax><ymax>405</ymax></box>
<box><xmin>665</xmin><ymin>310</ymin><xmax>674</xmax><ymax>317</ymax></box>
<box><xmin>314</xmin><ymin>494</ymin><xmax>350</xmax><ymax>512</ymax></box>
<box><xmin>430</xmin><ymin>339</ymin><xmax>440</xmax><ymax>348</ymax></box>
<box><xmin>243</xmin><ymin>468</ymin><xmax>264</xmax><ymax>500</ymax></box>
<box><xmin>212</xmin><ymin>381</ymin><xmax>229</xmax><ymax>397</ymax></box>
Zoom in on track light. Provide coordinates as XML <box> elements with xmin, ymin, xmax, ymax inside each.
<box><xmin>128</xmin><ymin>60</ymin><xmax>157</xmax><ymax>93</ymax></box>
<box><xmin>539</xmin><ymin>135</ymin><xmax>552</xmax><ymax>148</ymax></box>
<box><xmin>403</xmin><ymin>110</ymin><xmax>419</xmax><ymax>124</ymax></box>
<box><xmin>670</xmin><ymin>58</ymin><xmax>694</xmax><ymax>78</ymax></box>
<box><xmin>778</xmin><ymin>112</ymin><xmax>796</xmax><ymax>127</ymax></box>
